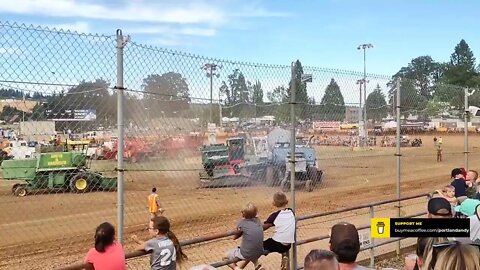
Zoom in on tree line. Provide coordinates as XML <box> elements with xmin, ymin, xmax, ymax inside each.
<box><xmin>1</xmin><ymin>39</ymin><xmax>477</xmax><ymax>128</ymax></box>
<box><xmin>387</xmin><ymin>39</ymin><xmax>480</xmax><ymax>120</ymax></box>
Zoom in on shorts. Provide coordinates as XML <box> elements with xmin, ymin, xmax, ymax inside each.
<box><xmin>263</xmin><ymin>238</ymin><xmax>291</xmax><ymax>254</ymax></box>
<box><xmin>226</xmin><ymin>247</ymin><xmax>245</xmax><ymax>260</ymax></box>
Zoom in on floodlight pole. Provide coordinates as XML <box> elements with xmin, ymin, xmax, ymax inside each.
<box><xmin>203</xmin><ymin>63</ymin><xmax>221</xmax><ymax>125</ymax></box>
<box><xmin>465</xmin><ymin>88</ymin><xmax>476</xmax><ymax>170</ymax></box>
<box><xmin>358</xmin><ymin>44</ymin><xmax>373</xmax><ymax>145</ymax></box>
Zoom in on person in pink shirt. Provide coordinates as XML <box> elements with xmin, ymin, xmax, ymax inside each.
<box><xmin>85</xmin><ymin>222</ymin><xmax>126</xmax><ymax>270</ymax></box>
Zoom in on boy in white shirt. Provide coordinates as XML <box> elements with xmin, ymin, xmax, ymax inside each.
<box><xmin>263</xmin><ymin>192</ymin><xmax>296</xmax><ymax>267</ymax></box>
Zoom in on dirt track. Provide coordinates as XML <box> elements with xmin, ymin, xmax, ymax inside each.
<box><xmin>0</xmin><ymin>134</ymin><xmax>478</xmax><ymax>269</ymax></box>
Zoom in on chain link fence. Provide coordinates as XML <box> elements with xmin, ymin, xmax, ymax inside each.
<box><xmin>0</xmin><ymin>21</ymin><xmax>477</xmax><ymax>269</ymax></box>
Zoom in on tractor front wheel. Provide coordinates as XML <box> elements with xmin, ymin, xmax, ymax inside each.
<box><xmin>11</xmin><ymin>183</ymin><xmax>20</xmax><ymax>194</ymax></box>
<box><xmin>266</xmin><ymin>166</ymin><xmax>282</xmax><ymax>187</ymax></box>
<box><xmin>70</xmin><ymin>173</ymin><xmax>91</xmax><ymax>193</ymax></box>
<box><xmin>305</xmin><ymin>180</ymin><xmax>314</xmax><ymax>192</ymax></box>
<box><xmin>14</xmin><ymin>184</ymin><xmax>28</xmax><ymax>197</ymax></box>
<box><xmin>308</xmin><ymin>167</ymin><xmax>323</xmax><ymax>188</ymax></box>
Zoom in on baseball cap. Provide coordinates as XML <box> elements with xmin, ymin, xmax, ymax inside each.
<box><xmin>329</xmin><ymin>222</ymin><xmax>360</xmax><ymax>252</ymax></box>
<box><xmin>451</xmin><ymin>168</ymin><xmax>465</xmax><ymax>178</ymax></box>
<box><xmin>428</xmin><ymin>197</ymin><xmax>452</xmax><ymax>216</ymax></box>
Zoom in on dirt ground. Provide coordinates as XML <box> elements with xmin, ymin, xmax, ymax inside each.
<box><xmin>0</xmin><ymin>134</ymin><xmax>478</xmax><ymax>269</ymax></box>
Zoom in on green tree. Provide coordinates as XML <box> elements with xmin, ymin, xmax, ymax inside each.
<box><xmin>220</xmin><ymin>69</ymin><xmax>249</xmax><ymax>106</ymax></box>
<box><xmin>142</xmin><ymin>72</ymin><xmax>191</xmax><ymax>116</ymax></box>
<box><xmin>46</xmin><ymin>79</ymin><xmax>114</xmax><ymax>132</ymax></box>
<box><xmin>251</xmin><ymin>81</ymin><xmax>264</xmax><ymax>104</ymax></box>
<box><xmin>365</xmin><ymin>84</ymin><xmax>388</xmax><ymax>123</ymax></box>
<box><xmin>219</xmin><ymin>69</ymin><xmax>250</xmax><ymax>117</ymax></box>
<box><xmin>266</xmin><ymin>86</ymin><xmax>289</xmax><ymax>123</ymax></box>
<box><xmin>318</xmin><ymin>78</ymin><xmax>345</xmax><ymax>121</ymax></box>
<box><xmin>390</xmin><ymin>79</ymin><xmax>427</xmax><ymax>120</ymax></box>
<box><xmin>425</xmin><ymin>97</ymin><xmax>450</xmax><ymax>118</ymax></box>
<box><xmin>267</xmin><ymin>86</ymin><xmax>288</xmax><ymax>103</ymax></box>
<box><xmin>435</xmin><ymin>40</ymin><xmax>480</xmax><ymax>110</ymax></box>
<box><xmin>391</xmin><ymin>56</ymin><xmax>442</xmax><ymax>99</ymax></box>
<box><xmin>292</xmin><ymin>60</ymin><xmax>310</xmax><ymax>119</ymax></box>
<box><xmin>31</xmin><ymin>103</ymin><xmax>46</xmax><ymax>121</ymax></box>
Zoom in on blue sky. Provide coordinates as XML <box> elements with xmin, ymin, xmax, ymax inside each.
<box><xmin>1</xmin><ymin>0</ymin><xmax>479</xmax><ymax>75</ymax></box>
<box><xmin>0</xmin><ymin>0</ymin><xmax>479</xmax><ymax>103</ymax></box>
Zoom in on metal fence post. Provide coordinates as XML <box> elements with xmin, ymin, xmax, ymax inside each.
<box><xmin>464</xmin><ymin>88</ymin><xmax>469</xmax><ymax>171</ymax></box>
<box><xmin>395</xmin><ymin>78</ymin><xmax>401</xmax><ymax>255</ymax></box>
<box><xmin>290</xmin><ymin>61</ymin><xmax>298</xmax><ymax>270</ymax></box>
<box><xmin>116</xmin><ymin>29</ymin><xmax>126</xmax><ymax>244</ymax></box>
<box><xmin>369</xmin><ymin>206</ymin><xmax>375</xmax><ymax>268</ymax></box>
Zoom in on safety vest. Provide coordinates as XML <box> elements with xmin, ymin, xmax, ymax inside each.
<box><xmin>148</xmin><ymin>194</ymin><xmax>159</xmax><ymax>213</ymax></box>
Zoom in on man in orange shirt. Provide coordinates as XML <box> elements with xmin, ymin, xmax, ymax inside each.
<box><xmin>147</xmin><ymin>187</ymin><xmax>164</xmax><ymax>219</ymax></box>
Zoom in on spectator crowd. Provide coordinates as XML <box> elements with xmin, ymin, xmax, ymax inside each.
<box><xmin>79</xmin><ymin>167</ymin><xmax>480</xmax><ymax>270</ymax></box>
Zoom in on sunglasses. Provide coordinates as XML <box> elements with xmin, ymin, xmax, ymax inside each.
<box><xmin>430</xmin><ymin>241</ymin><xmax>480</xmax><ymax>268</ymax></box>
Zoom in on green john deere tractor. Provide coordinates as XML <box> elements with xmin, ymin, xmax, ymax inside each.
<box><xmin>2</xmin><ymin>149</ymin><xmax>117</xmax><ymax>197</ymax></box>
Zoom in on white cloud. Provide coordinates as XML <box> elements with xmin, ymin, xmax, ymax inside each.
<box><xmin>232</xmin><ymin>7</ymin><xmax>290</xmax><ymax>18</ymax></box>
<box><xmin>0</xmin><ymin>0</ymin><xmax>226</xmax><ymax>25</ymax></box>
<box><xmin>178</xmin><ymin>28</ymin><xmax>216</xmax><ymax>37</ymax></box>
<box><xmin>47</xmin><ymin>21</ymin><xmax>90</xmax><ymax>33</ymax></box>
<box><xmin>128</xmin><ymin>26</ymin><xmax>216</xmax><ymax>37</ymax></box>
<box><xmin>152</xmin><ymin>36</ymin><xmax>181</xmax><ymax>47</ymax></box>
<box><xmin>0</xmin><ymin>0</ymin><xmax>290</xmax><ymax>25</ymax></box>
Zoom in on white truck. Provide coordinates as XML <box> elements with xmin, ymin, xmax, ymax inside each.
<box><xmin>6</xmin><ymin>140</ymin><xmax>37</xmax><ymax>160</ymax></box>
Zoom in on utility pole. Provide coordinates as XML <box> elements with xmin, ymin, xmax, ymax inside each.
<box><xmin>218</xmin><ymin>91</ymin><xmax>223</xmax><ymax>127</ymax></box>
<box><xmin>357</xmin><ymin>43</ymin><xmax>373</xmax><ymax>145</ymax></box>
<box><xmin>356</xmin><ymin>79</ymin><xmax>366</xmax><ymax>146</ymax></box>
<box><xmin>465</xmin><ymin>88</ymin><xmax>476</xmax><ymax>170</ymax></box>
<box><xmin>202</xmin><ymin>63</ymin><xmax>221</xmax><ymax>125</ymax></box>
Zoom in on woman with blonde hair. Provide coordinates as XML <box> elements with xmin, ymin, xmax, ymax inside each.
<box><xmin>421</xmin><ymin>241</ymin><xmax>480</xmax><ymax>270</ymax></box>
<box><xmin>417</xmin><ymin>237</ymin><xmax>449</xmax><ymax>270</ymax></box>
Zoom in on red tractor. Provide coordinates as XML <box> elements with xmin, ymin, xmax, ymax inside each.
<box><xmin>156</xmin><ymin>134</ymin><xmax>203</xmax><ymax>159</ymax></box>
<box><xmin>102</xmin><ymin>138</ymin><xmax>152</xmax><ymax>163</ymax></box>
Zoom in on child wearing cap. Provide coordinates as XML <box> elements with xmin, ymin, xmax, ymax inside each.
<box><xmin>329</xmin><ymin>222</ymin><xmax>373</xmax><ymax>270</ymax></box>
<box><xmin>450</xmin><ymin>168</ymin><xmax>472</xmax><ymax>199</ymax></box>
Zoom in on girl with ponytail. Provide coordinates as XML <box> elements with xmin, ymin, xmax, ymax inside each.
<box><xmin>132</xmin><ymin>216</ymin><xmax>187</xmax><ymax>270</ymax></box>
<box><xmin>85</xmin><ymin>222</ymin><xmax>126</xmax><ymax>270</ymax></box>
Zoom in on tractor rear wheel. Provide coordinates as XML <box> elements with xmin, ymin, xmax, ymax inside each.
<box><xmin>14</xmin><ymin>184</ymin><xmax>28</xmax><ymax>197</ymax></box>
<box><xmin>70</xmin><ymin>173</ymin><xmax>91</xmax><ymax>193</ymax></box>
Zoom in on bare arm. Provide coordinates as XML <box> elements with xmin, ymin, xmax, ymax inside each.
<box><xmin>156</xmin><ymin>197</ymin><xmax>165</xmax><ymax>213</ymax></box>
<box><xmin>263</xmin><ymin>223</ymin><xmax>273</xmax><ymax>231</ymax></box>
<box><xmin>233</xmin><ymin>228</ymin><xmax>242</xmax><ymax>240</ymax></box>
<box><xmin>131</xmin><ymin>235</ymin><xmax>147</xmax><ymax>251</ymax></box>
